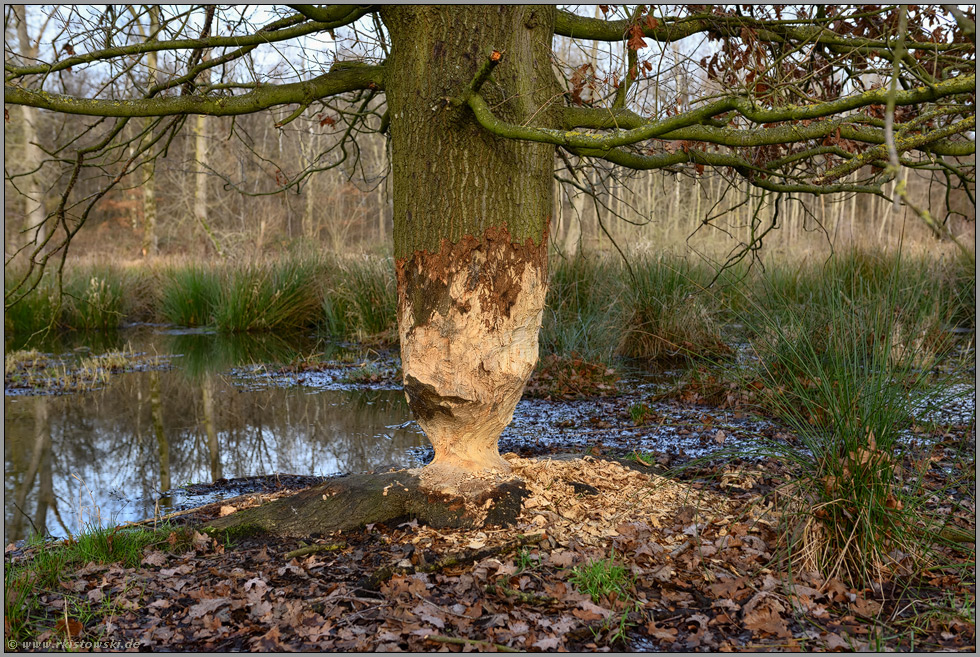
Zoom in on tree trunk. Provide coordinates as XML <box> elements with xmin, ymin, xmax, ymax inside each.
<box><xmin>564</xmin><ymin>183</ymin><xmax>585</xmax><ymax>257</ymax></box>
<box><xmin>381</xmin><ymin>6</ymin><xmax>558</xmax><ymax>485</ymax></box>
<box><xmin>192</xmin><ymin>62</ymin><xmax>223</xmax><ymax>257</ymax></box>
<box><xmin>141</xmin><ymin>6</ymin><xmax>161</xmax><ymax>257</ymax></box>
<box><xmin>209</xmin><ymin>7</ymin><xmax>559</xmax><ymax>537</ymax></box>
<box><xmin>14</xmin><ymin>5</ymin><xmax>46</xmax><ymax>253</ymax></box>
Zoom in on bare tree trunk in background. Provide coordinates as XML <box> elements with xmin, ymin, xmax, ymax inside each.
<box><xmin>563</xmin><ymin>184</ymin><xmax>584</xmax><ymax>257</ymax></box>
<box><xmin>303</xmin><ymin>173</ymin><xmax>317</xmax><ymax>242</ymax></box>
<box><xmin>14</xmin><ymin>5</ymin><xmax>47</xmax><ymax>253</ymax></box>
<box><xmin>150</xmin><ymin>371</ymin><xmax>171</xmax><ymax>496</ymax></box>
<box><xmin>202</xmin><ymin>375</ymin><xmax>222</xmax><ymax>482</ymax></box>
<box><xmin>141</xmin><ymin>5</ymin><xmax>161</xmax><ymax>257</ymax></box>
<box><xmin>193</xmin><ymin>62</ymin><xmax>223</xmax><ymax>257</ymax></box>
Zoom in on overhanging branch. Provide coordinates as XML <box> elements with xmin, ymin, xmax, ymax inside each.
<box><xmin>5</xmin><ymin>63</ymin><xmax>384</xmax><ymax>117</ymax></box>
<box><xmin>569</xmin><ymin>145</ymin><xmax>886</xmax><ymax>196</ymax></box>
<box><xmin>554</xmin><ymin>8</ymin><xmax>972</xmax><ymax>54</ymax></box>
<box><xmin>468</xmin><ymin>75</ymin><xmax>975</xmax><ymax>153</ymax></box>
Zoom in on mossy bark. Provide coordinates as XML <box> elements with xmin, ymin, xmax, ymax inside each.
<box><xmin>381</xmin><ymin>6</ymin><xmax>560</xmax><ymax>481</ymax></box>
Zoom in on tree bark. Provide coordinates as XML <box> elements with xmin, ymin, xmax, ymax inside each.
<box><xmin>380</xmin><ymin>6</ymin><xmax>559</xmax><ymax>484</ymax></box>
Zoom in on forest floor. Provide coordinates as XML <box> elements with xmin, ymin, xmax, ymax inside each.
<box><xmin>5</xmin><ymin>432</ymin><xmax>975</xmax><ymax>652</ymax></box>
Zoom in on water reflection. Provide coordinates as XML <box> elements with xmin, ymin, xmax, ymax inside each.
<box><xmin>4</xmin><ymin>330</ymin><xmax>423</xmax><ymax>540</ymax></box>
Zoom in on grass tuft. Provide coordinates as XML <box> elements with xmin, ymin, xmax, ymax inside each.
<box><xmin>321</xmin><ymin>257</ymin><xmax>397</xmax><ymax>342</ymax></box>
<box><xmin>212</xmin><ymin>259</ymin><xmax>322</xmax><ymax>333</ymax></box>
<box><xmin>3</xmin><ymin>524</ymin><xmax>192</xmax><ymax>644</ymax></box>
<box><xmin>158</xmin><ymin>265</ymin><xmax>219</xmax><ymax>327</ymax></box>
<box><xmin>619</xmin><ymin>256</ymin><xmax>729</xmax><ymax>362</ymax></box>
<box><xmin>739</xmin><ymin>251</ymin><xmax>972</xmax><ymax>586</ymax></box>
<box><xmin>570</xmin><ymin>554</ymin><xmax>634</xmax><ymax>603</ymax></box>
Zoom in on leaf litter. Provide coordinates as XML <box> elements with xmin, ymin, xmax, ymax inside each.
<box><xmin>6</xmin><ymin>446</ymin><xmax>974</xmax><ymax>652</ymax></box>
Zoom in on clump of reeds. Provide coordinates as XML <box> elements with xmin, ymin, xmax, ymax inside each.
<box><xmin>740</xmin><ymin>250</ymin><xmax>971</xmax><ymax>586</ymax></box>
<box><xmin>61</xmin><ymin>266</ymin><xmax>126</xmax><ymax>332</ymax></box>
<box><xmin>211</xmin><ymin>258</ymin><xmax>322</xmax><ymax>332</ymax></box>
<box><xmin>541</xmin><ymin>256</ymin><xmax>625</xmax><ymax>363</ymax></box>
<box><xmin>321</xmin><ymin>256</ymin><xmax>397</xmax><ymax>342</ymax></box>
<box><xmin>158</xmin><ymin>265</ymin><xmax>220</xmax><ymax>327</ymax></box>
<box><xmin>618</xmin><ymin>256</ymin><xmax>730</xmax><ymax>362</ymax></box>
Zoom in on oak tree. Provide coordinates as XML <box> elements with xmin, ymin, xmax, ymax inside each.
<box><xmin>4</xmin><ymin>5</ymin><xmax>975</xmax><ymax>532</ymax></box>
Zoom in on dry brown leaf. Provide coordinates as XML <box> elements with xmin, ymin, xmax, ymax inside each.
<box><xmin>743</xmin><ymin>604</ymin><xmax>792</xmax><ymax>638</ymax></box>
<box><xmin>646</xmin><ymin>621</ymin><xmax>678</xmax><ymax>640</ymax></box>
<box><xmin>141</xmin><ymin>550</ymin><xmax>168</xmax><ymax>567</ymax></box>
<box><xmin>55</xmin><ymin>617</ymin><xmax>84</xmax><ymax>638</ymax></box>
<box><xmin>187</xmin><ymin>597</ymin><xmax>230</xmax><ymax>619</ymax></box>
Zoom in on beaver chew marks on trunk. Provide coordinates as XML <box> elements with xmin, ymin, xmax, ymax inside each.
<box><xmin>396</xmin><ymin>224</ymin><xmax>548</xmax><ymax>482</ymax></box>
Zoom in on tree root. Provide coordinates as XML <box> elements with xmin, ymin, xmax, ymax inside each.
<box><xmin>203</xmin><ymin>471</ymin><xmax>529</xmax><ymax>538</ymax></box>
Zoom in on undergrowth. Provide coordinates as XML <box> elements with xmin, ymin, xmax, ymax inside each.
<box><xmin>732</xmin><ymin>251</ymin><xmax>974</xmax><ymax>587</ymax></box>
<box><xmin>4</xmin><ymin>524</ymin><xmax>193</xmax><ymax>645</ymax></box>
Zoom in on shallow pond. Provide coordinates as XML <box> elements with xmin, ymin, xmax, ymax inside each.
<box><xmin>4</xmin><ymin>329</ymin><xmax>428</xmax><ymax>541</ymax></box>
<box><xmin>5</xmin><ymin>327</ymin><xmax>975</xmax><ymax>541</ymax></box>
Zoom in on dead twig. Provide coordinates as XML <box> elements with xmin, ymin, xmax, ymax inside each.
<box><xmin>284</xmin><ymin>542</ymin><xmax>346</xmax><ymax>560</ymax></box>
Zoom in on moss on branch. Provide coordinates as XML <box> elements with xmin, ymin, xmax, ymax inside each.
<box><xmin>819</xmin><ymin>115</ymin><xmax>977</xmax><ymax>182</ymax></box>
<box><xmin>468</xmin><ymin>75</ymin><xmax>976</xmax><ymax>150</ymax></box>
<box><xmin>4</xmin><ymin>63</ymin><xmax>384</xmax><ymax>117</ymax></box>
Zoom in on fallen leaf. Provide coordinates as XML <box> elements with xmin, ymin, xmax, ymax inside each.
<box><xmin>160</xmin><ymin>564</ymin><xmax>194</xmax><ymax>577</ymax></box>
<box><xmin>55</xmin><ymin>618</ymin><xmax>84</xmax><ymax>638</ymax></box>
<box><xmin>249</xmin><ymin>600</ymin><xmax>273</xmax><ymax>621</ymax></box>
<box><xmin>218</xmin><ymin>505</ymin><xmax>237</xmax><ymax>517</ymax></box>
<box><xmin>141</xmin><ymin>550</ymin><xmax>168</xmax><ymax>567</ymax></box>
<box><xmin>188</xmin><ymin>597</ymin><xmax>230</xmax><ymax>619</ymax></box>
<box><xmin>532</xmin><ymin>636</ymin><xmax>562</xmax><ymax>649</ymax></box>
<box><xmin>254</xmin><ymin>625</ymin><xmax>283</xmax><ymax>651</ymax></box>
<box><xmin>191</xmin><ymin>531</ymin><xmax>210</xmax><ymax>552</ymax></box>
<box><xmin>743</xmin><ymin>604</ymin><xmax>792</xmax><ymax>638</ymax></box>
<box><xmin>646</xmin><ymin>621</ymin><xmax>677</xmax><ymax>641</ymax></box>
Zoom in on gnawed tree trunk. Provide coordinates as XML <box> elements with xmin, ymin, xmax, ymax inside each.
<box><xmin>384</xmin><ymin>5</ymin><xmax>558</xmax><ymax>484</ymax></box>
<box><xmin>210</xmin><ymin>6</ymin><xmax>559</xmax><ymax>536</ymax></box>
